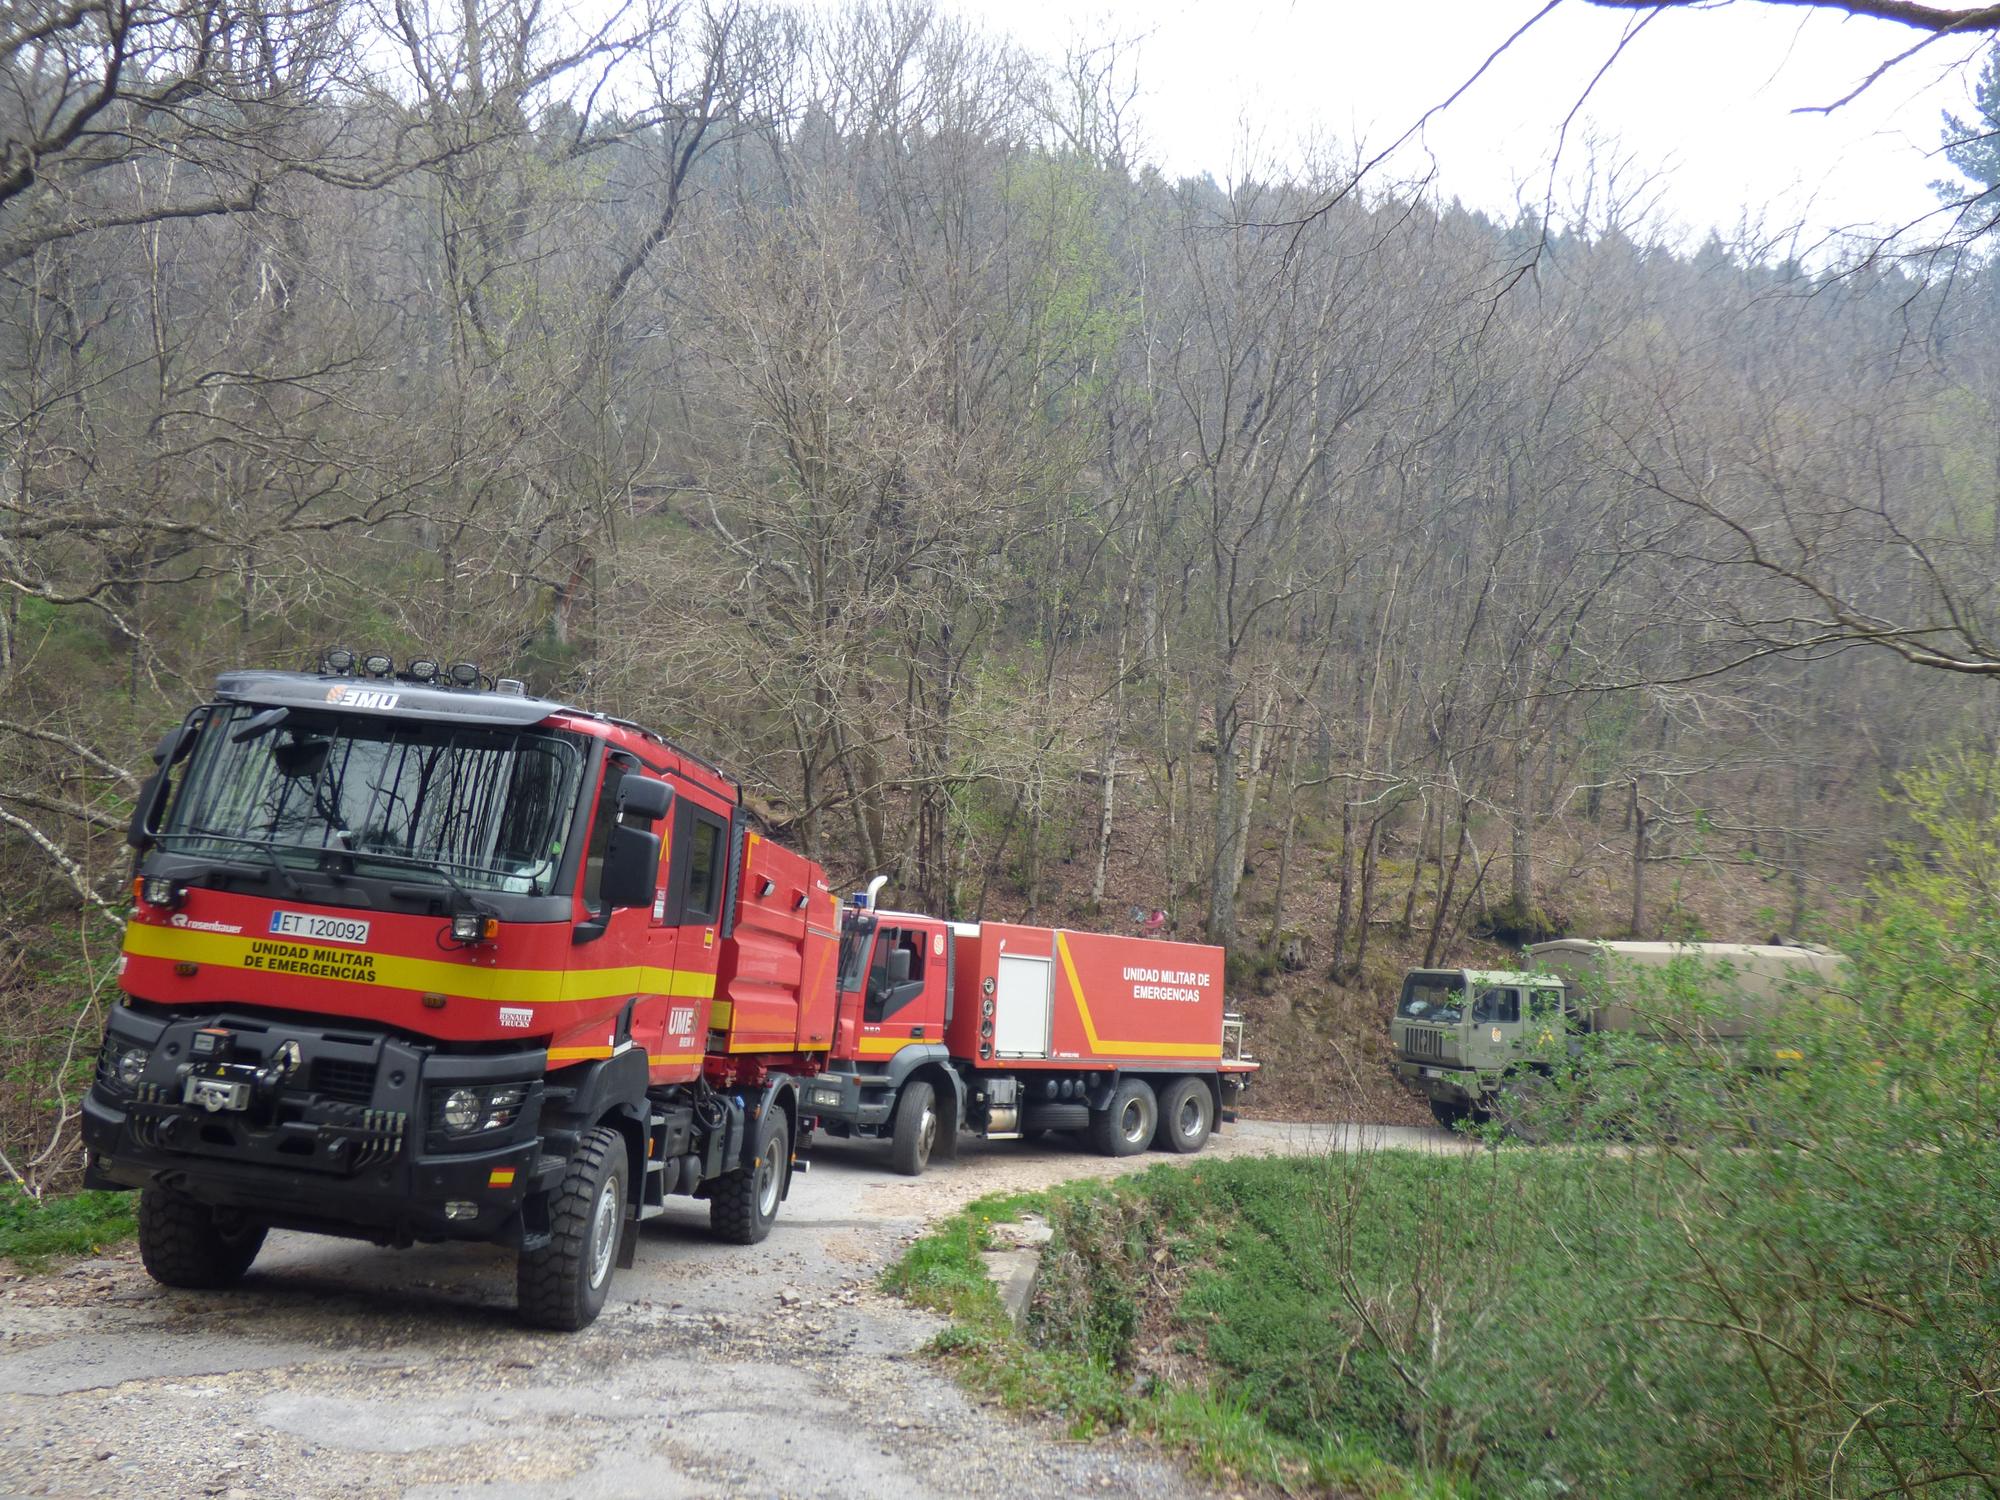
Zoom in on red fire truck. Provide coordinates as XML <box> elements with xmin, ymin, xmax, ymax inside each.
<box><xmin>83</xmin><ymin>657</ymin><xmax>1254</xmax><ymax>1327</ymax></box>
<box><xmin>806</xmin><ymin>881</ymin><xmax>1256</xmax><ymax>1174</ymax></box>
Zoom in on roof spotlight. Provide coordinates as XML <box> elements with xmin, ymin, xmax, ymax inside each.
<box><xmin>446</xmin><ymin>661</ymin><xmax>481</xmax><ymax>689</ymax></box>
<box><xmin>404</xmin><ymin>657</ymin><xmax>440</xmax><ymax>684</ymax></box>
<box><xmin>321</xmin><ymin>647</ymin><xmax>357</xmax><ymax>676</ymax></box>
<box><xmin>362</xmin><ymin>652</ymin><xmax>394</xmax><ymax>678</ymax></box>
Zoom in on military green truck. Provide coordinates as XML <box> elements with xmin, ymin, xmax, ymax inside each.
<box><xmin>1390</xmin><ymin>940</ymin><xmax>1850</xmax><ymax>1128</ymax></box>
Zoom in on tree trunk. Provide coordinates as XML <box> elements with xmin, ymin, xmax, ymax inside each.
<box><xmin>1629</xmin><ymin>778</ymin><xmax>1648</xmax><ymax>938</ymax></box>
<box><xmin>1091</xmin><ymin>540</ymin><xmax>1142</xmax><ymax>905</ymax></box>
<box><xmin>1510</xmin><ymin>731</ymin><xmax>1535</xmax><ymax>920</ymax></box>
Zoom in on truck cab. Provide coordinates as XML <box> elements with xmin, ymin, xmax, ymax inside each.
<box><xmin>1390</xmin><ymin>968</ymin><xmax>1567</xmax><ymax>1126</ymax></box>
<box><xmin>806</xmin><ymin>905</ymin><xmax>965</xmax><ymax>1175</ymax></box>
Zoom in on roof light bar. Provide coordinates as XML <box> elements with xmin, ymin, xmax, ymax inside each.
<box><xmin>320</xmin><ymin>647</ymin><xmax>357</xmax><ymax>676</ymax></box>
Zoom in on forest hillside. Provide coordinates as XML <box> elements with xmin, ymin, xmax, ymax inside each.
<box><xmin>4</xmin><ymin>0</ymin><xmax>1998</xmax><ymax>1184</ymax></box>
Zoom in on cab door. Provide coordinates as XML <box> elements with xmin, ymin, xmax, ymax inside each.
<box><xmin>858</xmin><ymin>920</ymin><xmax>949</xmax><ymax>1059</ymax></box>
<box><xmin>664</xmin><ymin>794</ymin><xmax>731</xmax><ymax>1013</ymax></box>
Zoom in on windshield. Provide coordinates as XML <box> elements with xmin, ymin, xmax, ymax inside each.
<box><xmin>1397</xmin><ymin>973</ymin><xmax>1465</xmax><ymax>1024</ymax></box>
<box><xmin>161</xmin><ymin>705</ymin><xmax>587</xmax><ymax>894</ymax></box>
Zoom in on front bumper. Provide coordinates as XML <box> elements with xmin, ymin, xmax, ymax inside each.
<box><xmin>84</xmin><ymin>1005</ymin><xmax>551</xmax><ymax>1245</ymax></box>
<box><xmin>801</xmin><ymin>1070</ymin><xmax>895</xmax><ymax>1132</ymax></box>
<box><xmin>1392</xmin><ymin>1059</ymin><xmax>1493</xmax><ymax>1106</ymax></box>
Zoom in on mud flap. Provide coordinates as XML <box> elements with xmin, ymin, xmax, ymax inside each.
<box><xmin>616</xmin><ymin>1216</ymin><xmax>639</xmax><ymax>1270</ymax></box>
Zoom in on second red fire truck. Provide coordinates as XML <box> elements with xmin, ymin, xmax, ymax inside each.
<box><xmin>82</xmin><ymin>655</ymin><xmax>1255</xmax><ymax>1326</ymax></box>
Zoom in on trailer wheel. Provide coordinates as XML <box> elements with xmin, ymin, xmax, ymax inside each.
<box><xmin>710</xmin><ymin>1106</ymin><xmax>787</xmax><ymax>1245</ymax></box>
<box><xmin>517</xmin><ymin>1126</ymin><xmax>627</xmax><ymax>1331</ymax></box>
<box><xmin>1089</xmin><ymin>1078</ymin><xmax>1157</xmax><ymax>1157</ymax></box>
<box><xmin>1154</xmin><ymin>1077</ymin><xmax>1213</xmax><ymax>1154</ymax></box>
<box><xmin>137</xmin><ymin>1186</ymin><xmax>266</xmax><ymax>1290</ymax></box>
<box><xmin>889</xmin><ymin>1080</ymin><xmax>938</xmax><ymax>1177</ymax></box>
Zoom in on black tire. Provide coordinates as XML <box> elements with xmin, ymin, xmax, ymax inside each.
<box><xmin>889</xmin><ymin>1080</ymin><xmax>938</xmax><ymax>1177</ymax></box>
<box><xmin>710</xmin><ymin>1105</ymin><xmax>787</xmax><ymax>1245</ymax></box>
<box><xmin>1088</xmin><ymin>1078</ymin><xmax>1157</xmax><ymax>1158</ymax></box>
<box><xmin>137</xmin><ymin>1185</ymin><xmax>266</xmax><ymax>1290</ymax></box>
<box><xmin>1154</xmin><ymin>1077</ymin><xmax>1213</xmax><ymax>1154</ymax></box>
<box><xmin>517</xmin><ymin>1126</ymin><xmax>627</xmax><ymax>1331</ymax></box>
<box><xmin>1428</xmin><ymin>1096</ymin><xmax>1471</xmax><ymax>1130</ymax></box>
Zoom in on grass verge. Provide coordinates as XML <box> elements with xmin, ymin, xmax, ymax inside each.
<box><xmin>883</xmin><ymin>1172</ymin><xmax>1438</xmax><ymax>1498</ymax></box>
<box><xmin>0</xmin><ymin>1185</ymin><xmax>137</xmax><ymax>1268</ymax></box>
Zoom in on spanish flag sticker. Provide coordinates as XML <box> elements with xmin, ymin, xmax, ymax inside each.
<box><xmin>488</xmin><ymin>1167</ymin><xmax>517</xmax><ymax>1189</ymax></box>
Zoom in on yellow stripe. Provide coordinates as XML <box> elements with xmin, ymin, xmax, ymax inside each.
<box><xmin>709</xmin><ymin>1000</ymin><xmax>734</xmax><ymax>1025</ymax></box>
<box><xmin>856</xmin><ymin>1035</ymin><xmax>909</xmax><ymax>1056</ymax></box>
<box><xmin>1054</xmin><ymin>932</ymin><xmax>1223</xmax><ymax>1060</ymax></box>
<box><xmin>123</xmin><ymin>923</ymin><xmax>716</xmax><ymax>1006</ymax></box>
<box><xmin>548</xmin><ymin>1045</ymin><xmax>613</xmax><ymax>1062</ymax></box>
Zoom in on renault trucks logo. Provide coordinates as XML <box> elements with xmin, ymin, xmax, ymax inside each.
<box><xmin>325</xmin><ymin>685</ymin><xmax>401</xmax><ymax>710</ymax></box>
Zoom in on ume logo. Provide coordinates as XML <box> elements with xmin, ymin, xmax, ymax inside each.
<box><xmin>668</xmin><ymin>1006</ymin><xmax>696</xmax><ymax>1034</ymax></box>
<box><xmin>325</xmin><ymin>685</ymin><xmax>401</xmax><ymax>710</ymax></box>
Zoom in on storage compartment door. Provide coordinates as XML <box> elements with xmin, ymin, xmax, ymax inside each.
<box><xmin>994</xmin><ymin>953</ymin><xmax>1051</xmax><ymax>1058</ymax></box>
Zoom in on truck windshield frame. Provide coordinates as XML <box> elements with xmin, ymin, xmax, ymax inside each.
<box><xmin>159</xmin><ymin>704</ymin><xmax>588</xmax><ymax>896</ymax></box>
<box><xmin>1397</xmin><ymin>973</ymin><xmax>1466</xmax><ymax>1024</ymax></box>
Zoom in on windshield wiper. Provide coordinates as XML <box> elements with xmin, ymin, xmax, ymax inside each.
<box><xmin>155</xmin><ymin>832</ymin><xmax>302</xmax><ymax>896</ymax></box>
<box><xmin>325</xmin><ymin>845</ymin><xmax>504</xmax><ymax>915</ymax></box>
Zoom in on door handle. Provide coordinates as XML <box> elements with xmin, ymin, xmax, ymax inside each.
<box><xmin>911</xmin><ymin>1025</ymin><xmax>925</xmax><ymax>1039</ymax></box>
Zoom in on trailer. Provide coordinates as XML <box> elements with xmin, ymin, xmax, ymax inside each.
<box><xmin>805</xmin><ymin>889</ymin><xmax>1257</xmax><ymax>1174</ymax></box>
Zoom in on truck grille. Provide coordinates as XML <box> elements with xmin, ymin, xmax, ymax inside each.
<box><xmin>1403</xmin><ymin>1027</ymin><xmax>1444</xmax><ymax>1060</ymax></box>
<box><xmin>310</xmin><ymin>1058</ymin><xmax>377</xmax><ymax>1104</ymax></box>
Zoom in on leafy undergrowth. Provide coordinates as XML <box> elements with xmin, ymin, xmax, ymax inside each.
<box><xmin>0</xmin><ymin>1185</ymin><xmax>136</xmax><ymax>1268</ymax></box>
<box><xmin>884</xmin><ymin>1175</ymin><xmax>1442</xmax><ymax>1499</ymax></box>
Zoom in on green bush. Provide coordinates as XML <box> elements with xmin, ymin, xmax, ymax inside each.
<box><xmin>1017</xmin><ymin>753</ymin><xmax>2000</xmax><ymax>1495</ymax></box>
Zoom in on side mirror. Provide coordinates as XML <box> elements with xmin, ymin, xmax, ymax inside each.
<box><xmin>886</xmin><ymin>947</ymin><xmax>912</xmax><ymax>984</ymax></box>
<box><xmin>600</xmin><ymin>823</ymin><xmax>661</xmax><ymax>910</ymax></box>
<box><xmin>129</xmin><ymin>715</ymin><xmax>204</xmax><ymax>851</ymax></box>
<box><xmin>619</xmin><ymin>776</ymin><xmax>672</xmax><ymax>823</ymax></box>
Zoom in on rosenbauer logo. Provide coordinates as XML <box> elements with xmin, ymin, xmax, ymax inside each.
<box><xmin>168</xmin><ymin>914</ymin><xmax>243</xmax><ymax>935</ymax></box>
<box><xmin>324</xmin><ymin>685</ymin><xmax>401</xmax><ymax>710</ymax></box>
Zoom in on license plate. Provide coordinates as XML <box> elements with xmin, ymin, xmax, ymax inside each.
<box><xmin>1423</xmin><ymin>1067</ymin><xmax>1445</xmax><ymax>1079</ymax></box>
<box><xmin>268</xmin><ymin>910</ymin><xmax>371</xmax><ymax>945</ymax></box>
<box><xmin>185</xmin><ymin>1076</ymin><xmax>252</xmax><ymax>1112</ymax></box>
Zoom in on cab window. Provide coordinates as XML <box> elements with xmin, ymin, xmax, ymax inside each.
<box><xmin>1471</xmin><ymin>987</ymin><xmax>1521</xmax><ymax>1024</ymax></box>
<box><xmin>865</xmin><ymin>927</ymin><xmax>927</xmax><ymax>1023</ymax></box>
<box><xmin>1529</xmin><ymin>988</ymin><xmax>1562</xmax><ymax>1019</ymax></box>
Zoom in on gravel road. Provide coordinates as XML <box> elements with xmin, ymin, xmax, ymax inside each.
<box><xmin>0</xmin><ymin>1120</ymin><xmax>1457</xmax><ymax>1500</ymax></box>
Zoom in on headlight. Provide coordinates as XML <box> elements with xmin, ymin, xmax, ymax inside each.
<box><xmin>116</xmin><ymin>1046</ymin><xmax>149</xmax><ymax>1088</ymax></box>
<box><xmin>442</xmin><ymin>1087</ymin><xmax>482</xmax><ymax>1131</ymax></box>
<box><xmin>430</xmin><ymin>1082</ymin><xmax>531</xmax><ymax>1140</ymax></box>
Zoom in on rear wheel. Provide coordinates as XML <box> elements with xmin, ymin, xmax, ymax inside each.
<box><xmin>1428</xmin><ymin>1096</ymin><xmax>1471</xmax><ymax>1130</ymax></box>
<box><xmin>137</xmin><ymin>1186</ymin><xmax>266</xmax><ymax>1290</ymax></box>
<box><xmin>889</xmin><ymin>1080</ymin><xmax>938</xmax><ymax>1177</ymax></box>
<box><xmin>518</xmin><ymin>1126</ymin><xmax>627</xmax><ymax>1331</ymax></box>
<box><xmin>710</xmin><ymin>1106</ymin><xmax>787</xmax><ymax>1245</ymax></box>
<box><xmin>1089</xmin><ymin>1078</ymin><xmax>1157</xmax><ymax>1158</ymax></box>
<box><xmin>1154</xmin><ymin>1077</ymin><xmax>1213</xmax><ymax>1154</ymax></box>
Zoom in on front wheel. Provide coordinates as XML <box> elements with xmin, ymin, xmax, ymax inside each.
<box><xmin>889</xmin><ymin>1080</ymin><xmax>938</xmax><ymax>1177</ymax></box>
<box><xmin>137</xmin><ymin>1186</ymin><xmax>266</xmax><ymax>1290</ymax></box>
<box><xmin>1089</xmin><ymin>1078</ymin><xmax>1157</xmax><ymax>1158</ymax></box>
<box><xmin>518</xmin><ymin>1126</ymin><xmax>628</xmax><ymax>1331</ymax></box>
<box><xmin>1153</xmin><ymin>1077</ymin><xmax>1213</xmax><ymax>1154</ymax></box>
<box><xmin>710</xmin><ymin>1106</ymin><xmax>787</xmax><ymax>1245</ymax></box>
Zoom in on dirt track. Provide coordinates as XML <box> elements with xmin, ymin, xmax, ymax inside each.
<box><xmin>0</xmin><ymin>1120</ymin><xmax>1456</xmax><ymax>1500</ymax></box>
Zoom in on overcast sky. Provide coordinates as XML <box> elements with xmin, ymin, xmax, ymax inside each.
<box><xmin>940</xmin><ymin>0</ymin><xmax>1991</xmax><ymax>251</ymax></box>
